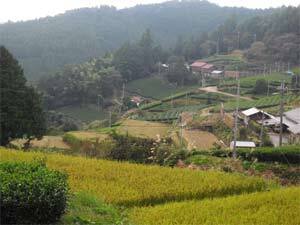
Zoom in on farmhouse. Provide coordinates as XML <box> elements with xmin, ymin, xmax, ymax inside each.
<box><xmin>190</xmin><ymin>61</ymin><xmax>207</xmax><ymax>72</ymax></box>
<box><xmin>240</xmin><ymin>107</ymin><xmax>274</xmax><ymax>125</ymax></box>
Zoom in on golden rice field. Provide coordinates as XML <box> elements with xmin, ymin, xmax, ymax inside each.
<box><xmin>67</xmin><ymin>131</ymin><xmax>109</xmax><ymax>141</ymax></box>
<box><xmin>0</xmin><ymin>148</ymin><xmax>271</xmax><ymax>207</ymax></box>
<box><xmin>117</xmin><ymin>119</ymin><xmax>171</xmax><ymax>139</ymax></box>
<box><xmin>129</xmin><ymin>187</ymin><xmax>300</xmax><ymax>225</ymax></box>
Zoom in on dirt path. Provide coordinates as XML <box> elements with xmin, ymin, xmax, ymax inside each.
<box><xmin>199</xmin><ymin>86</ymin><xmax>253</xmax><ymax>101</ymax></box>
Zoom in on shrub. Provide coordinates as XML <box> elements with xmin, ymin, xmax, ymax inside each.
<box><xmin>237</xmin><ymin>146</ymin><xmax>300</xmax><ymax>164</ymax></box>
<box><xmin>0</xmin><ymin>161</ymin><xmax>68</xmax><ymax>224</ymax></box>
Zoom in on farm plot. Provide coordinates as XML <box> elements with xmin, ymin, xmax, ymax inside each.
<box><xmin>129</xmin><ymin>187</ymin><xmax>300</xmax><ymax>225</ymax></box>
<box><xmin>117</xmin><ymin>119</ymin><xmax>171</xmax><ymax>139</ymax></box>
<box><xmin>214</xmin><ymin>94</ymin><xmax>298</xmax><ymax>112</ymax></box>
<box><xmin>136</xmin><ymin>104</ymin><xmax>210</xmax><ymax>122</ymax></box>
<box><xmin>0</xmin><ymin>148</ymin><xmax>271</xmax><ymax>207</ymax></box>
<box><xmin>183</xmin><ymin>130</ymin><xmax>219</xmax><ymax>150</ymax></box>
<box><xmin>220</xmin><ymin>73</ymin><xmax>292</xmax><ymax>88</ymax></box>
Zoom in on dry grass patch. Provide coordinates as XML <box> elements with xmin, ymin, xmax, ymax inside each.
<box><xmin>117</xmin><ymin>119</ymin><xmax>171</xmax><ymax>139</ymax></box>
<box><xmin>11</xmin><ymin>136</ymin><xmax>70</xmax><ymax>150</ymax></box>
<box><xmin>183</xmin><ymin>130</ymin><xmax>218</xmax><ymax>150</ymax></box>
<box><xmin>67</xmin><ymin>131</ymin><xmax>109</xmax><ymax>141</ymax></box>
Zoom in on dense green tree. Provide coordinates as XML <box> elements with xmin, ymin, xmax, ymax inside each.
<box><xmin>0</xmin><ymin>46</ymin><xmax>46</xmax><ymax>146</ymax></box>
<box><xmin>253</xmin><ymin>79</ymin><xmax>268</xmax><ymax>95</ymax></box>
<box><xmin>166</xmin><ymin>56</ymin><xmax>191</xmax><ymax>86</ymax></box>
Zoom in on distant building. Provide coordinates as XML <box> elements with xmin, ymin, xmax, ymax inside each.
<box><xmin>230</xmin><ymin>141</ymin><xmax>256</xmax><ymax>149</ymax></box>
<box><xmin>211</xmin><ymin>70</ymin><xmax>224</xmax><ymax>78</ymax></box>
<box><xmin>190</xmin><ymin>61</ymin><xmax>207</xmax><ymax>72</ymax></box>
<box><xmin>240</xmin><ymin>107</ymin><xmax>274</xmax><ymax>125</ymax></box>
<box><xmin>131</xmin><ymin>96</ymin><xmax>144</xmax><ymax>106</ymax></box>
<box><xmin>201</xmin><ymin>64</ymin><xmax>214</xmax><ymax>74</ymax></box>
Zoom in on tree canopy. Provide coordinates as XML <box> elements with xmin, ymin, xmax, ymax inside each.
<box><xmin>0</xmin><ymin>46</ymin><xmax>46</xmax><ymax>146</ymax></box>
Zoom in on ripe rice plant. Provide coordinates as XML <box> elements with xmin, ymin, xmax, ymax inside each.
<box><xmin>129</xmin><ymin>187</ymin><xmax>300</xmax><ymax>225</ymax></box>
<box><xmin>0</xmin><ymin>148</ymin><xmax>271</xmax><ymax>207</ymax></box>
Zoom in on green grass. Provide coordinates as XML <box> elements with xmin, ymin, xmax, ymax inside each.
<box><xmin>129</xmin><ymin>187</ymin><xmax>300</xmax><ymax>225</ymax></box>
<box><xmin>126</xmin><ymin>76</ymin><xmax>198</xmax><ymax>99</ymax></box>
<box><xmin>61</xmin><ymin>192</ymin><xmax>126</xmax><ymax>225</ymax></box>
<box><xmin>57</xmin><ymin>105</ymin><xmax>108</xmax><ymax>122</ymax></box>
<box><xmin>214</xmin><ymin>94</ymin><xmax>298</xmax><ymax>112</ymax></box>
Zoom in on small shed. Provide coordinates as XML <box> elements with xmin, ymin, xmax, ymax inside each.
<box><xmin>230</xmin><ymin>141</ymin><xmax>256</xmax><ymax>149</ymax></box>
<box><xmin>211</xmin><ymin>70</ymin><xmax>223</xmax><ymax>77</ymax></box>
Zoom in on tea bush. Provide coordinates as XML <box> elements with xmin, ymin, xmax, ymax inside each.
<box><xmin>0</xmin><ymin>161</ymin><xmax>68</xmax><ymax>224</ymax></box>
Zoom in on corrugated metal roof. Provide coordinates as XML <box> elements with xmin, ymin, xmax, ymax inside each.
<box><xmin>202</xmin><ymin>64</ymin><xmax>214</xmax><ymax>69</ymax></box>
<box><xmin>211</xmin><ymin>70</ymin><xmax>223</xmax><ymax>74</ymax></box>
<box><xmin>230</xmin><ymin>141</ymin><xmax>256</xmax><ymax>148</ymax></box>
<box><xmin>242</xmin><ymin>107</ymin><xmax>260</xmax><ymax>117</ymax></box>
<box><xmin>288</xmin><ymin>125</ymin><xmax>300</xmax><ymax>134</ymax></box>
<box><xmin>284</xmin><ymin>108</ymin><xmax>300</xmax><ymax>124</ymax></box>
<box><xmin>190</xmin><ymin>61</ymin><xmax>206</xmax><ymax>68</ymax></box>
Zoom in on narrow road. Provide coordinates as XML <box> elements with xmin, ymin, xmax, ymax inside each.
<box><xmin>199</xmin><ymin>86</ymin><xmax>253</xmax><ymax>101</ymax></box>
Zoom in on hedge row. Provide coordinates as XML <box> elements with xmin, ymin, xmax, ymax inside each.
<box><xmin>237</xmin><ymin>146</ymin><xmax>300</xmax><ymax>164</ymax></box>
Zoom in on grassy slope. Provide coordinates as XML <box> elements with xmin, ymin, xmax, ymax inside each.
<box><xmin>0</xmin><ymin>148</ymin><xmax>271</xmax><ymax>207</ymax></box>
<box><xmin>117</xmin><ymin>119</ymin><xmax>172</xmax><ymax>139</ymax></box>
<box><xmin>126</xmin><ymin>76</ymin><xmax>198</xmax><ymax>99</ymax></box>
<box><xmin>129</xmin><ymin>187</ymin><xmax>300</xmax><ymax>225</ymax></box>
<box><xmin>60</xmin><ymin>192</ymin><xmax>126</xmax><ymax>225</ymax></box>
<box><xmin>57</xmin><ymin>105</ymin><xmax>108</xmax><ymax>122</ymax></box>
<box><xmin>221</xmin><ymin>73</ymin><xmax>292</xmax><ymax>88</ymax></box>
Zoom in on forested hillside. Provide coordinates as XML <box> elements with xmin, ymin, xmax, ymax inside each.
<box><xmin>0</xmin><ymin>0</ymin><xmax>263</xmax><ymax>80</ymax></box>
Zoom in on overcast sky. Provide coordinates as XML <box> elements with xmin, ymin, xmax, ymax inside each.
<box><xmin>0</xmin><ymin>0</ymin><xmax>299</xmax><ymax>23</ymax></box>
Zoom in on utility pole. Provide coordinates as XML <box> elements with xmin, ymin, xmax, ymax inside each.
<box><xmin>217</xmin><ymin>37</ymin><xmax>220</xmax><ymax>55</ymax></box>
<box><xmin>263</xmin><ymin>64</ymin><xmax>266</xmax><ymax>77</ymax></box>
<box><xmin>279</xmin><ymin>81</ymin><xmax>284</xmax><ymax>146</ymax></box>
<box><xmin>185</xmin><ymin>92</ymin><xmax>188</xmax><ymax>106</ymax></box>
<box><xmin>97</xmin><ymin>94</ymin><xmax>103</xmax><ymax>112</ymax></box>
<box><xmin>233</xmin><ymin>79</ymin><xmax>240</xmax><ymax>159</ymax></box>
<box><xmin>267</xmin><ymin>80</ymin><xmax>270</xmax><ymax>97</ymax></box>
<box><xmin>158</xmin><ymin>62</ymin><xmax>161</xmax><ymax>76</ymax></box>
<box><xmin>109</xmin><ymin>111</ymin><xmax>112</xmax><ymax>128</ymax></box>
<box><xmin>237</xmin><ymin>31</ymin><xmax>240</xmax><ymax>49</ymax></box>
<box><xmin>119</xmin><ymin>83</ymin><xmax>125</xmax><ymax>114</ymax></box>
<box><xmin>259</xmin><ymin>112</ymin><xmax>265</xmax><ymax>147</ymax></box>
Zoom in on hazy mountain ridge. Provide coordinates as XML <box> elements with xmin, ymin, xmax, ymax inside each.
<box><xmin>0</xmin><ymin>0</ymin><xmax>263</xmax><ymax>80</ymax></box>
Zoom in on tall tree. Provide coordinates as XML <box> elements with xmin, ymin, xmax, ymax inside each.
<box><xmin>0</xmin><ymin>46</ymin><xmax>46</xmax><ymax>146</ymax></box>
